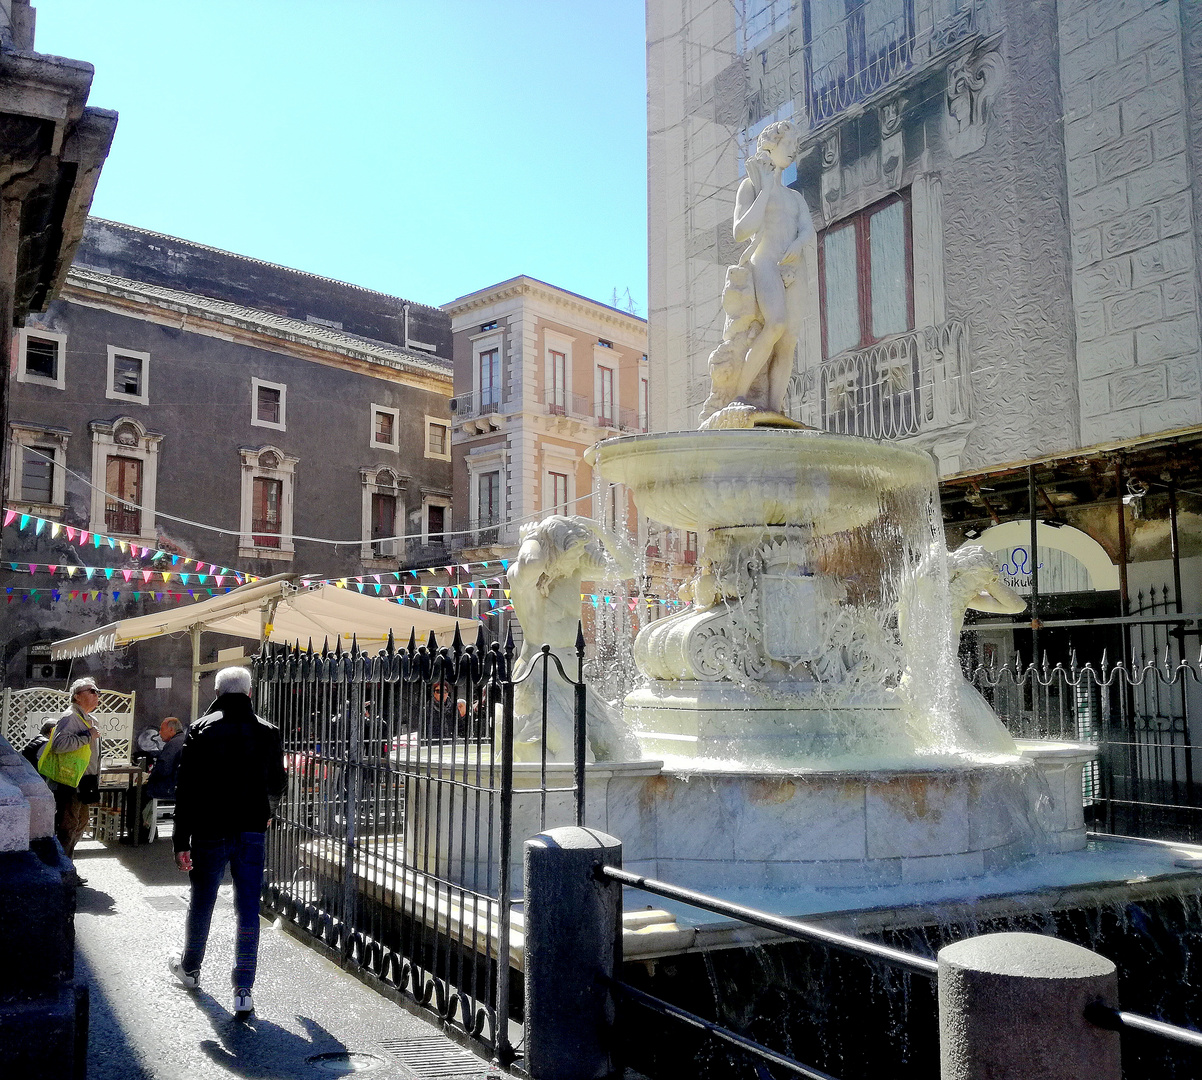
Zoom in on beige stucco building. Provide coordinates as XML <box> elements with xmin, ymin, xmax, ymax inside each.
<box><xmin>443</xmin><ymin>277</ymin><xmax>649</xmax><ymax>563</ymax></box>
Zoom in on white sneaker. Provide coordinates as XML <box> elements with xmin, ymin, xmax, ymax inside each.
<box><xmin>232</xmin><ymin>987</ymin><xmax>254</xmax><ymax>1017</ymax></box>
<box><xmin>168</xmin><ymin>953</ymin><xmax>199</xmax><ymax>990</ymax></box>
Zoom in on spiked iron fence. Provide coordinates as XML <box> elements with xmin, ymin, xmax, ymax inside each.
<box><xmin>253</xmin><ymin>625</ymin><xmax>588</xmax><ymax>1065</ymax></box>
<box><xmin>971</xmin><ymin>655</ymin><xmax>1202</xmax><ymax>841</ymax></box>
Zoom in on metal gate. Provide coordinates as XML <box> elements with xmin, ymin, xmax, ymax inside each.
<box><xmin>254</xmin><ymin>625</ymin><xmax>586</xmax><ymax>1065</ymax></box>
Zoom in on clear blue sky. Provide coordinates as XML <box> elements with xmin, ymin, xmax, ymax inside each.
<box><xmin>38</xmin><ymin>0</ymin><xmax>649</xmax><ymax>313</ymax></box>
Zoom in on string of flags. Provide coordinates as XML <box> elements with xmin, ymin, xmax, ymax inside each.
<box><xmin>2</xmin><ymin>508</ymin><xmax>254</xmax><ymax>583</ymax></box>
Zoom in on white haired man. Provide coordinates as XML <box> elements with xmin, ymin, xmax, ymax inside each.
<box><xmin>43</xmin><ymin>677</ymin><xmax>103</xmax><ymax>866</ymax></box>
<box><xmin>168</xmin><ymin>666</ymin><xmax>286</xmax><ymax>1018</ymax></box>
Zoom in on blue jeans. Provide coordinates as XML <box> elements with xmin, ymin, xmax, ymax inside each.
<box><xmin>182</xmin><ymin>832</ymin><xmax>266</xmax><ymax>989</ymax></box>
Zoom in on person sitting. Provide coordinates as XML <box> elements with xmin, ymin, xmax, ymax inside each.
<box><xmin>21</xmin><ymin>720</ymin><xmax>56</xmax><ymax>769</ymax></box>
<box><xmin>143</xmin><ymin>717</ymin><xmax>184</xmax><ymax>840</ymax></box>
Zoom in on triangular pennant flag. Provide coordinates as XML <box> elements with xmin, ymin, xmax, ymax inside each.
<box><xmin>66</xmin><ymin>527</ymin><xmax>76</xmax><ymax>541</ymax></box>
<box><xmin>19</xmin><ymin>514</ymin><xmax>30</xmax><ymax>530</ymax></box>
<box><xmin>122</xmin><ymin>569</ymin><xmax>132</xmax><ymax>582</ymax></box>
<box><xmin>79</xmin><ymin>531</ymin><xmax>89</xmax><ymax>545</ymax></box>
<box><xmin>142</xmin><ymin>570</ymin><xmax>153</xmax><ymax>583</ymax></box>
<box><xmin>51</xmin><ymin>523</ymin><xmax>61</xmax><ymax>539</ymax></box>
<box><xmin>47</xmin><ymin>565</ymin><xmax>56</xmax><ymax>574</ymax></box>
<box><xmin>35</xmin><ymin>518</ymin><xmax>45</xmax><ymax>535</ymax></box>
<box><xmin>104</xmin><ymin>568</ymin><xmax>114</xmax><ymax>580</ymax></box>
<box><xmin>84</xmin><ymin>567</ymin><xmax>95</xmax><ymax>580</ymax></box>
<box><xmin>3</xmin><ymin>510</ymin><xmax>15</xmax><ymax>527</ymax></box>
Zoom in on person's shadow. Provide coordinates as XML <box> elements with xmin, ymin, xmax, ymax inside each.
<box><xmin>195</xmin><ymin>992</ymin><xmax>358</xmax><ymax>1077</ymax></box>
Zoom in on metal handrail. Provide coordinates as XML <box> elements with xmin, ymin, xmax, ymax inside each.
<box><xmin>598</xmin><ymin>865</ymin><xmax>938</xmax><ymax>978</ymax></box>
<box><xmin>608</xmin><ymin>978</ymin><xmax>840</xmax><ymax>1080</ymax></box>
<box><xmin>1085</xmin><ymin>1002</ymin><xmax>1202</xmax><ymax>1051</ymax></box>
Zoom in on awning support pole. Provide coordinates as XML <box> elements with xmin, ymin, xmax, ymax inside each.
<box><xmin>190</xmin><ymin>624</ymin><xmax>202</xmax><ymax>722</ymax></box>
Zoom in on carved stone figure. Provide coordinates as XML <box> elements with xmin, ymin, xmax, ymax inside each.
<box><xmin>901</xmin><ymin>543</ymin><xmax>1027</xmax><ymax>755</ymax></box>
<box><xmin>699</xmin><ymin>120</ymin><xmax>816</xmax><ymax>427</ymax></box>
<box><xmin>509</xmin><ymin>515</ymin><xmax>637</xmax><ymax>762</ymax></box>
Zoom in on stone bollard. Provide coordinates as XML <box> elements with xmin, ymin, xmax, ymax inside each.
<box><xmin>938</xmin><ymin>931</ymin><xmax>1121</xmax><ymax>1080</ymax></box>
<box><xmin>524</xmin><ymin>826</ymin><xmax>623</xmax><ymax>1080</ymax></box>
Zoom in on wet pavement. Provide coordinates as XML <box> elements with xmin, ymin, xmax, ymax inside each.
<box><xmin>72</xmin><ymin>837</ymin><xmax>507</xmax><ymax>1080</ymax></box>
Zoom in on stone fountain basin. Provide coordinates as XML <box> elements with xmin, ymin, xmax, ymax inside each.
<box><xmin>585</xmin><ymin>428</ymin><xmax>936</xmax><ymax>536</ymax></box>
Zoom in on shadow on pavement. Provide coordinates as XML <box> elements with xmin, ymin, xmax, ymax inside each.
<box><xmin>75</xmin><ymin>885</ymin><xmax>118</xmax><ymax>916</ymax></box>
<box><xmin>78</xmin><ymin>951</ymin><xmax>154</xmax><ymax>1080</ymax></box>
<box><xmin>74</xmin><ymin>837</ymin><xmax>183</xmax><ymax>887</ymax></box>
<box><xmin>195</xmin><ymin>994</ymin><xmax>353</xmax><ymax>1078</ymax></box>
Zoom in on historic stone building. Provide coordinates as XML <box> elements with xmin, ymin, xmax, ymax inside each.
<box><xmin>2</xmin><ymin>219</ymin><xmax>454</xmax><ymax>716</ymax></box>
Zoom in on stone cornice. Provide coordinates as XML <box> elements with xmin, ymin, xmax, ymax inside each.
<box><xmin>443</xmin><ymin>275</ymin><xmax>647</xmax><ymax>335</ymax></box>
<box><xmin>61</xmin><ymin>269</ymin><xmax>452</xmax><ymax>396</ymax></box>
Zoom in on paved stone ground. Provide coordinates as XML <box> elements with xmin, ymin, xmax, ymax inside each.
<box><xmin>72</xmin><ymin>837</ymin><xmax>508</xmax><ymax>1080</ymax></box>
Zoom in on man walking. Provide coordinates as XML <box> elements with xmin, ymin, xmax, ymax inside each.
<box><xmin>169</xmin><ymin>667</ymin><xmax>286</xmax><ymax>1018</ymax></box>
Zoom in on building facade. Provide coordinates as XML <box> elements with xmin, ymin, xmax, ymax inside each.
<box><xmin>1</xmin><ymin>219</ymin><xmax>454</xmax><ymax>716</ymax></box>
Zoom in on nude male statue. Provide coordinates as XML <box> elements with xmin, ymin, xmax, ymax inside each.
<box><xmin>730</xmin><ymin>119</ymin><xmax>814</xmax><ymax>412</ymax></box>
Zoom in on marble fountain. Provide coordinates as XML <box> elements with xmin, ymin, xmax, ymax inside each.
<box><xmin>410</xmin><ymin>119</ymin><xmax>1202</xmax><ymax>943</ymax></box>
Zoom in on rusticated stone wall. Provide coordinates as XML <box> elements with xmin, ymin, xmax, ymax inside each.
<box><xmin>1058</xmin><ymin>0</ymin><xmax>1202</xmax><ymax>444</ymax></box>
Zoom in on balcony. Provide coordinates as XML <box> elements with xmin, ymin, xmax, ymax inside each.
<box><xmin>454</xmin><ymin>518</ymin><xmax>508</xmax><ymax>550</ymax></box>
<box><xmin>796</xmin><ymin>318</ymin><xmax>971</xmax><ymax>442</ymax></box>
<box><xmin>538</xmin><ymin>390</ymin><xmax>646</xmax><ymax>433</ymax></box>
<box><xmin>451</xmin><ymin>390</ymin><xmax>502</xmax><ymax>421</ymax></box>
<box><xmin>799</xmin><ymin>0</ymin><xmax>980</xmax><ymax>129</ymax></box>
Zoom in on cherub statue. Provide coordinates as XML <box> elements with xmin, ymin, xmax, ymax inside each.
<box><xmin>509</xmin><ymin>515</ymin><xmax>638</xmax><ymax>762</ymax></box>
<box><xmin>700</xmin><ymin>120</ymin><xmax>816</xmax><ymax>427</ymax></box>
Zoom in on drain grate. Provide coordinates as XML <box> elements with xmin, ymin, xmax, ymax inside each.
<box><xmin>144</xmin><ymin>895</ymin><xmax>187</xmax><ymax>911</ymax></box>
<box><xmin>379</xmin><ymin>1037</ymin><xmax>492</xmax><ymax>1079</ymax></box>
<box><xmin>307</xmin><ymin>1051</ymin><xmax>388</xmax><ymax>1073</ymax></box>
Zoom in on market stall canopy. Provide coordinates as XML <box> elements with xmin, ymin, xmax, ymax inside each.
<box><xmin>50</xmin><ymin>576</ymin><xmax>482</xmax><ymax>660</ymax></box>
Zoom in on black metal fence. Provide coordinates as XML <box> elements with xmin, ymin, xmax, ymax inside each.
<box><xmin>253</xmin><ymin>626</ymin><xmax>587</xmax><ymax>1066</ymax></box>
<box><xmin>970</xmin><ymin>654</ymin><xmax>1202</xmax><ymax>840</ymax></box>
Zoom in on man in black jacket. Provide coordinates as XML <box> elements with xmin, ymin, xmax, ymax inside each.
<box><xmin>168</xmin><ymin>667</ymin><xmax>286</xmax><ymax>1018</ymax></box>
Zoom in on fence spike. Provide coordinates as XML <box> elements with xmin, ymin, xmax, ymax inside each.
<box><xmin>334</xmin><ymin>637</ymin><xmax>343</xmax><ymax>658</ymax></box>
<box><xmin>406</xmin><ymin>627</ymin><xmax>417</xmax><ymax>656</ymax></box>
<box><xmin>427</xmin><ymin>630</ymin><xmax>438</xmax><ymax>653</ymax></box>
<box><xmin>306</xmin><ymin>638</ymin><xmax>314</xmax><ymax>657</ymax></box>
<box><xmin>576</xmin><ymin>620</ymin><xmax>586</xmax><ymax>654</ymax></box>
<box><xmin>350</xmin><ymin>634</ymin><xmax>360</xmax><ymax>659</ymax></box>
<box><xmin>321</xmin><ymin>637</ymin><xmax>331</xmax><ymax>658</ymax></box>
<box><xmin>505</xmin><ymin>622</ymin><xmax>516</xmax><ymax>658</ymax></box>
<box><xmin>474</xmin><ymin>624</ymin><xmax>486</xmax><ymax>652</ymax></box>
<box><xmin>1068</xmin><ymin>648</ymin><xmax>1079</xmax><ymax>674</ymax></box>
<box><xmin>385</xmin><ymin>628</ymin><xmax>396</xmax><ymax>656</ymax></box>
<box><xmin>452</xmin><ymin>621</ymin><xmax>464</xmax><ymax>655</ymax></box>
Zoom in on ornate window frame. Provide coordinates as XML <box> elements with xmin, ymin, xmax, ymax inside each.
<box><xmin>359</xmin><ymin>464</ymin><xmax>408</xmax><ymax>562</ymax></box>
<box><xmin>89</xmin><ymin>417</ymin><xmax>162</xmax><ymax>541</ymax></box>
<box><xmin>251</xmin><ymin>377</ymin><xmax>287</xmax><ymax>432</ymax></box>
<box><xmin>8</xmin><ymin>422</ymin><xmax>69</xmax><ymax>517</ymax></box>
<box><xmin>105</xmin><ymin>345</ymin><xmax>150</xmax><ymax>406</ymax></box>
<box><xmin>238</xmin><ymin>445</ymin><xmax>298</xmax><ymax>560</ymax></box>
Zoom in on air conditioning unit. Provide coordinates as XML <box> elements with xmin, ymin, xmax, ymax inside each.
<box><xmin>373</xmin><ymin>538</ymin><xmax>397</xmax><ymax>558</ymax></box>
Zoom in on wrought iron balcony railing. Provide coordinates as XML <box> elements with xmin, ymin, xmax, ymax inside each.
<box><xmin>789</xmin><ymin>317</ymin><xmax>971</xmax><ymax>442</ymax></box>
<box><xmin>451</xmin><ymin>389</ymin><xmax>502</xmax><ymax>420</ymax></box>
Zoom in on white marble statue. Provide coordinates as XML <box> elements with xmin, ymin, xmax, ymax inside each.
<box><xmin>901</xmin><ymin>543</ymin><xmax>1027</xmax><ymax>755</ymax></box>
<box><xmin>509</xmin><ymin>515</ymin><xmax>638</xmax><ymax>763</ymax></box>
<box><xmin>700</xmin><ymin>120</ymin><xmax>815</xmax><ymax>427</ymax></box>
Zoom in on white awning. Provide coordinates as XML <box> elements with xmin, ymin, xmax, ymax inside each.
<box><xmin>51</xmin><ymin>576</ymin><xmax>481</xmax><ymax>660</ymax></box>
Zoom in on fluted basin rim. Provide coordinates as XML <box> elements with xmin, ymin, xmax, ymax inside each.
<box><xmin>586</xmin><ymin>428</ymin><xmax>936</xmax><ymax>534</ymax></box>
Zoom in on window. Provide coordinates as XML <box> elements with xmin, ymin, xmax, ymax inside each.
<box><xmin>477</xmin><ymin>470</ymin><xmax>501</xmax><ymax>543</ymax></box>
<box><xmin>251</xmin><ymin>378</ymin><xmax>286</xmax><ymax>430</ymax></box>
<box><xmin>597</xmin><ymin>365</ymin><xmax>615</xmax><ymax>425</ymax></box>
<box><xmin>424</xmin><ymin>500</ymin><xmax>448</xmax><ymax>547</ymax></box>
<box><xmin>479</xmin><ymin>348</ymin><xmax>501</xmax><ymax>410</ymax></box>
<box><xmin>371</xmin><ymin>404</ymin><xmax>399</xmax><ymax>449</ymax></box>
<box><xmin>684</xmin><ymin>531</ymin><xmax>699</xmax><ymax>564</ymax></box>
<box><xmin>425</xmin><ymin>419</ymin><xmax>450</xmax><ymax>460</ymax></box>
<box><xmin>549</xmin><ymin>350</ymin><xmax>566</xmax><ymax>414</ymax></box>
<box><xmin>819</xmin><ymin>192</ymin><xmax>913</xmax><ymax>357</ymax></box>
<box><xmin>252</xmin><ymin>477</ymin><xmax>283</xmax><ymax>548</ymax></box>
<box><xmin>239</xmin><ymin>447</ymin><xmax>297</xmax><ymax>559</ymax></box>
<box><xmin>804</xmin><ymin>0</ymin><xmax>916</xmax><ymax>124</ymax></box>
<box><xmin>105</xmin><ymin>455</ymin><xmax>143</xmax><ymax>535</ymax></box>
<box><xmin>106</xmin><ymin>347</ymin><xmax>149</xmax><ymax>405</ymax></box>
<box><xmin>548</xmin><ymin>471</ymin><xmax>569</xmax><ymax>515</ymax></box>
<box><xmin>17</xmin><ymin>328</ymin><xmax>66</xmax><ymax>389</ymax></box>
<box><xmin>9</xmin><ymin>426</ymin><xmax>68</xmax><ymax>511</ymax></box>
<box><xmin>480</xmin><ymin>321</ymin><xmax>498</xmax><ymax>332</ymax></box>
<box><xmin>597</xmin><ymin>338</ymin><xmax>613</xmax><ymax>349</ymax></box>
<box><xmin>371</xmin><ymin>492</ymin><xmax>397</xmax><ymax>557</ymax></box>
<box><xmin>360</xmin><ymin>466</ymin><xmax>407</xmax><ymax>561</ymax></box>
<box><xmin>88</xmin><ymin>418</ymin><xmax>161</xmax><ymax>539</ymax></box>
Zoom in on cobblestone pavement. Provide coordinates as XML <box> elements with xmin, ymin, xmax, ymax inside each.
<box><xmin>72</xmin><ymin>837</ymin><xmax>506</xmax><ymax>1080</ymax></box>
